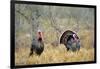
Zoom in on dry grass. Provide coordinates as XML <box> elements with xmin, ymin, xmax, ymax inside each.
<box><xmin>15</xmin><ymin>44</ymin><xmax>94</xmax><ymax>65</ymax></box>
<box><xmin>15</xmin><ymin>20</ymin><xmax>95</xmax><ymax>65</ymax></box>
<box><xmin>78</xmin><ymin>29</ymin><xmax>94</xmax><ymax>49</ymax></box>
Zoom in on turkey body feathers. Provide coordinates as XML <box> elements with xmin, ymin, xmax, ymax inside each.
<box><xmin>67</xmin><ymin>35</ymin><xmax>80</xmax><ymax>51</ymax></box>
<box><xmin>29</xmin><ymin>38</ymin><xmax>44</xmax><ymax>56</ymax></box>
<box><xmin>60</xmin><ymin>30</ymin><xmax>75</xmax><ymax>44</ymax></box>
<box><xmin>60</xmin><ymin>30</ymin><xmax>80</xmax><ymax>51</ymax></box>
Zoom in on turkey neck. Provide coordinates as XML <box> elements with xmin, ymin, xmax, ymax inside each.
<box><xmin>38</xmin><ymin>32</ymin><xmax>43</xmax><ymax>42</ymax></box>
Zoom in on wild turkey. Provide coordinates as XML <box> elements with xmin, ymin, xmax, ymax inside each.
<box><xmin>29</xmin><ymin>30</ymin><xmax>44</xmax><ymax>56</ymax></box>
<box><xmin>60</xmin><ymin>30</ymin><xmax>80</xmax><ymax>51</ymax></box>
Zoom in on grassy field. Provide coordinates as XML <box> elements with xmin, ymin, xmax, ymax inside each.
<box><xmin>15</xmin><ymin>29</ymin><xmax>94</xmax><ymax>65</ymax></box>
<box><xmin>15</xmin><ymin>5</ymin><xmax>95</xmax><ymax>66</ymax></box>
<box><xmin>15</xmin><ymin>44</ymin><xmax>94</xmax><ymax>65</ymax></box>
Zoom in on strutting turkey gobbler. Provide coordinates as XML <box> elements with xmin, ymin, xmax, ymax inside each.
<box><xmin>60</xmin><ymin>30</ymin><xmax>80</xmax><ymax>51</ymax></box>
<box><xmin>29</xmin><ymin>30</ymin><xmax>44</xmax><ymax>56</ymax></box>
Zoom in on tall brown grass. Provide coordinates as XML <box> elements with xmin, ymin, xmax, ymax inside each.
<box><xmin>15</xmin><ymin>26</ymin><xmax>94</xmax><ymax>65</ymax></box>
<box><xmin>15</xmin><ymin>44</ymin><xmax>94</xmax><ymax>65</ymax></box>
